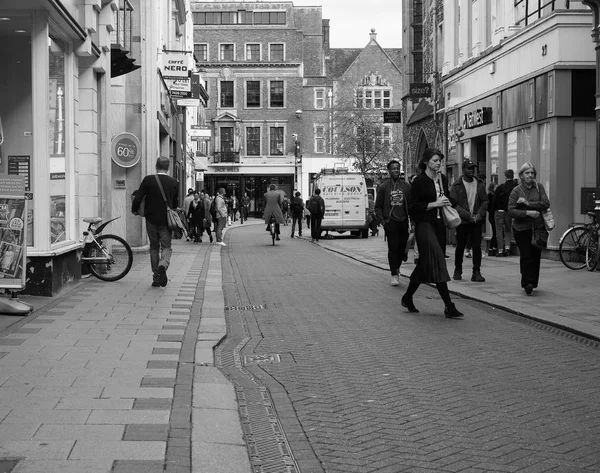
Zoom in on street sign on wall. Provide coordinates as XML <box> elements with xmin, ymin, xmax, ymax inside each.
<box><xmin>383</xmin><ymin>111</ymin><xmax>402</xmax><ymax>123</ymax></box>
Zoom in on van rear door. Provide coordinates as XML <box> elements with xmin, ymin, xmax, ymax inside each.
<box><xmin>339</xmin><ymin>173</ymin><xmax>367</xmax><ymax>227</ymax></box>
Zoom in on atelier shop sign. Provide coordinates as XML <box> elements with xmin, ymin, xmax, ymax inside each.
<box><xmin>462</xmin><ymin>107</ymin><xmax>493</xmax><ymax>129</ymax></box>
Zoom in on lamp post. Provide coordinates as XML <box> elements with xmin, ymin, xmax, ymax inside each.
<box><xmin>328</xmin><ymin>89</ymin><xmax>333</xmax><ymax>155</ymax></box>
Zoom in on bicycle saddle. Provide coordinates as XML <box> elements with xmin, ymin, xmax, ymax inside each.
<box><xmin>83</xmin><ymin>217</ymin><xmax>103</xmax><ymax>224</ymax></box>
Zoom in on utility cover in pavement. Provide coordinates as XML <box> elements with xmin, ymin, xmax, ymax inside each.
<box><xmin>0</xmin><ymin>460</ymin><xmax>18</xmax><ymax>473</ymax></box>
<box><xmin>244</xmin><ymin>354</ymin><xmax>281</xmax><ymax>364</ymax></box>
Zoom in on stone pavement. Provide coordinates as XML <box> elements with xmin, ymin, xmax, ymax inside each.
<box><xmin>0</xmin><ymin>226</ymin><xmax>251</xmax><ymax>473</ymax></box>
<box><xmin>310</xmin><ymin>231</ymin><xmax>600</xmax><ymax>342</ymax></box>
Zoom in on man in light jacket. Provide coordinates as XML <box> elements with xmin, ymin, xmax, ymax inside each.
<box><xmin>449</xmin><ymin>159</ymin><xmax>488</xmax><ymax>282</ymax></box>
<box><xmin>375</xmin><ymin>160</ymin><xmax>411</xmax><ymax>286</ymax></box>
<box><xmin>215</xmin><ymin>188</ymin><xmax>228</xmax><ymax>247</ymax></box>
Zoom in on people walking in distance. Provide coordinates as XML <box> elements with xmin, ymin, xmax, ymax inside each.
<box><xmin>304</xmin><ymin>199</ymin><xmax>311</xmax><ymax>229</ymax></box>
<box><xmin>214</xmin><ymin>188</ymin><xmax>228</xmax><ymax>246</ymax></box>
<box><xmin>508</xmin><ymin>163</ymin><xmax>550</xmax><ymax>295</ymax></box>
<box><xmin>407</xmin><ymin>174</ymin><xmax>419</xmax><ymax>263</ymax></box>
<box><xmin>487</xmin><ymin>182</ymin><xmax>498</xmax><ymax>256</ymax></box>
<box><xmin>367</xmin><ymin>194</ymin><xmax>379</xmax><ymax>236</ymax></box>
<box><xmin>201</xmin><ymin>191</ymin><xmax>213</xmax><ymax>243</ymax></box>
<box><xmin>186</xmin><ymin>192</ymin><xmax>205</xmax><ymax>243</ymax></box>
<box><xmin>281</xmin><ymin>195</ymin><xmax>291</xmax><ymax>225</ymax></box>
<box><xmin>308</xmin><ymin>189</ymin><xmax>325</xmax><ymax>242</ymax></box>
<box><xmin>241</xmin><ymin>192</ymin><xmax>250</xmax><ymax>223</ymax></box>
<box><xmin>230</xmin><ymin>195</ymin><xmax>239</xmax><ymax>223</ymax></box>
<box><xmin>400</xmin><ymin>148</ymin><xmax>464</xmax><ymax>318</ymax></box>
<box><xmin>182</xmin><ymin>188</ymin><xmax>195</xmax><ymax>241</ymax></box>
<box><xmin>494</xmin><ymin>169</ymin><xmax>517</xmax><ymax>256</ymax></box>
<box><xmin>263</xmin><ymin>184</ymin><xmax>285</xmax><ymax>240</ymax></box>
<box><xmin>375</xmin><ymin>159</ymin><xmax>411</xmax><ymax>286</ymax></box>
<box><xmin>450</xmin><ymin>159</ymin><xmax>488</xmax><ymax>282</ymax></box>
<box><xmin>131</xmin><ymin>156</ymin><xmax>179</xmax><ymax>287</ymax></box>
<box><xmin>290</xmin><ymin>191</ymin><xmax>305</xmax><ymax>238</ymax></box>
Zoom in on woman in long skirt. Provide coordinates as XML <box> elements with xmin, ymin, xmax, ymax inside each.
<box><xmin>401</xmin><ymin>148</ymin><xmax>464</xmax><ymax>318</ymax></box>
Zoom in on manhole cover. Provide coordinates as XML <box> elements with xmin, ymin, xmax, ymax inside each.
<box><xmin>243</xmin><ymin>354</ymin><xmax>281</xmax><ymax>364</ymax></box>
<box><xmin>0</xmin><ymin>460</ymin><xmax>19</xmax><ymax>473</ymax></box>
<box><xmin>225</xmin><ymin>305</ymin><xmax>266</xmax><ymax>311</ymax></box>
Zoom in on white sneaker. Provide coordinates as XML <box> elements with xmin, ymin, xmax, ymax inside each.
<box><xmin>217</xmin><ymin>241</ymin><xmax>226</xmax><ymax>246</ymax></box>
<box><xmin>390</xmin><ymin>275</ymin><xmax>400</xmax><ymax>286</ymax></box>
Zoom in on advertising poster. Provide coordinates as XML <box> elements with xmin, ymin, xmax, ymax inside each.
<box><xmin>0</xmin><ymin>175</ymin><xmax>27</xmax><ymax>289</ymax></box>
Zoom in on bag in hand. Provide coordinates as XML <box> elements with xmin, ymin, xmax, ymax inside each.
<box><xmin>531</xmin><ymin>228</ymin><xmax>548</xmax><ymax>249</ymax></box>
<box><xmin>131</xmin><ymin>191</ymin><xmax>146</xmax><ymax>217</ymax></box>
<box><xmin>542</xmin><ymin>208</ymin><xmax>555</xmax><ymax>232</ymax></box>
<box><xmin>441</xmin><ymin>205</ymin><xmax>461</xmax><ymax>229</ymax></box>
<box><xmin>155</xmin><ymin>175</ymin><xmax>188</xmax><ymax>240</ymax></box>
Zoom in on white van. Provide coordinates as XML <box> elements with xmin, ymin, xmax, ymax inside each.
<box><xmin>313</xmin><ymin>168</ymin><xmax>369</xmax><ymax>238</ymax></box>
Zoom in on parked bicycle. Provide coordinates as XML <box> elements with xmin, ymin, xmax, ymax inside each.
<box><xmin>558</xmin><ymin>209</ymin><xmax>599</xmax><ymax>270</ymax></box>
<box><xmin>80</xmin><ymin>217</ymin><xmax>133</xmax><ymax>281</ymax></box>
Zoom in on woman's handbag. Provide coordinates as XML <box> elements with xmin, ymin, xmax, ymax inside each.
<box><xmin>531</xmin><ymin>228</ymin><xmax>549</xmax><ymax>249</ymax></box>
<box><xmin>441</xmin><ymin>205</ymin><xmax>461</xmax><ymax>229</ymax></box>
<box><xmin>542</xmin><ymin>208</ymin><xmax>555</xmax><ymax>232</ymax></box>
<box><xmin>155</xmin><ymin>175</ymin><xmax>187</xmax><ymax>240</ymax></box>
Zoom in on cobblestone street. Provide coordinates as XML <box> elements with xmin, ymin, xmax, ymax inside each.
<box><xmin>221</xmin><ymin>224</ymin><xmax>600</xmax><ymax>473</ymax></box>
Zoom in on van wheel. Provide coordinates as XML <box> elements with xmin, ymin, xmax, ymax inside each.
<box><xmin>360</xmin><ymin>229</ymin><xmax>369</xmax><ymax>238</ymax></box>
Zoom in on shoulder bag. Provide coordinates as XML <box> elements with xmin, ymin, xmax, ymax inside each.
<box><xmin>155</xmin><ymin>175</ymin><xmax>187</xmax><ymax>239</ymax></box>
<box><xmin>438</xmin><ymin>175</ymin><xmax>461</xmax><ymax>229</ymax></box>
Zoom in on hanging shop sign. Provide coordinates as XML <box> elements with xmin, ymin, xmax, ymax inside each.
<box><xmin>462</xmin><ymin>107</ymin><xmax>493</xmax><ymax>129</ymax></box>
<box><xmin>190</xmin><ymin>125</ymin><xmax>212</xmax><ymax>141</ymax></box>
<box><xmin>0</xmin><ymin>175</ymin><xmax>27</xmax><ymax>290</ymax></box>
<box><xmin>409</xmin><ymin>83</ymin><xmax>432</xmax><ymax>98</ymax></box>
<box><xmin>111</xmin><ymin>132</ymin><xmax>141</xmax><ymax>168</ymax></box>
<box><xmin>162</xmin><ymin>52</ymin><xmax>192</xmax><ymax>99</ymax></box>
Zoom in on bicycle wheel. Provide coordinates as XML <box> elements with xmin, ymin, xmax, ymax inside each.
<box><xmin>585</xmin><ymin>230</ymin><xmax>599</xmax><ymax>272</ymax></box>
<box><xmin>87</xmin><ymin>234</ymin><xmax>133</xmax><ymax>281</ymax></box>
<box><xmin>558</xmin><ymin>226</ymin><xmax>589</xmax><ymax>270</ymax></box>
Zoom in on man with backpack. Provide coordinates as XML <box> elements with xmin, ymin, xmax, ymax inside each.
<box><xmin>308</xmin><ymin>189</ymin><xmax>325</xmax><ymax>242</ymax></box>
<box><xmin>290</xmin><ymin>191</ymin><xmax>305</xmax><ymax>238</ymax></box>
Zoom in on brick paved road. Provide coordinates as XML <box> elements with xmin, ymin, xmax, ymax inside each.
<box><xmin>222</xmin><ymin>225</ymin><xmax>600</xmax><ymax>473</ymax></box>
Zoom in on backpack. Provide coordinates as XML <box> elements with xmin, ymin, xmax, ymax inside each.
<box><xmin>209</xmin><ymin>198</ymin><xmax>217</xmax><ymax>219</ymax></box>
<box><xmin>282</xmin><ymin>198</ymin><xmax>290</xmax><ymax>212</ymax></box>
<box><xmin>308</xmin><ymin>196</ymin><xmax>321</xmax><ymax>215</ymax></box>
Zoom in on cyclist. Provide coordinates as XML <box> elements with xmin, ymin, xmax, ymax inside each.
<box><xmin>263</xmin><ymin>184</ymin><xmax>285</xmax><ymax>241</ymax></box>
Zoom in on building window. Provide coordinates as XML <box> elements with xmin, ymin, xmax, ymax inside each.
<box><xmin>315</xmin><ymin>89</ymin><xmax>325</xmax><ymax>109</ymax></box>
<box><xmin>246</xmin><ymin>127</ymin><xmax>261</xmax><ymax>156</ymax></box>
<box><xmin>220</xmin><ymin>81</ymin><xmax>234</xmax><ymax>107</ymax></box>
<box><xmin>246</xmin><ymin>81</ymin><xmax>260</xmax><ymax>108</ymax></box>
<box><xmin>194</xmin><ymin>43</ymin><xmax>208</xmax><ymax>61</ymax></box>
<box><xmin>489</xmin><ymin>134</ymin><xmax>499</xmax><ymax>184</ymax></box>
<box><xmin>270</xmin><ymin>81</ymin><xmax>284</xmax><ymax>108</ymax></box>
<box><xmin>246</xmin><ymin>43</ymin><xmax>260</xmax><ymax>61</ymax></box>
<box><xmin>413</xmin><ymin>52</ymin><xmax>423</xmax><ymax>83</ymax></box>
<box><xmin>219</xmin><ymin>44</ymin><xmax>234</xmax><ymax>61</ymax></box>
<box><xmin>269</xmin><ymin>43</ymin><xmax>284</xmax><ymax>61</ymax></box>
<box><xmin>270</xmin><ymin>127</ymin><xmax>284</xmax><ymax>155</ymax></box>
<box><xmin>356</xmin><ymin>88</ymin><xmax>392</xmax><ymax>109</ymax></box>
<box><xmin>315</xmin><ymin>125</ymin><xmax>325</xmax><ymax>153</ymax></box>
<box><xmin>505</xmin><ymin>127</ymin><xmax>531</xmax><ymax>173</ymax></box>
<box><xmin>220</xmin><ymin>127</ymin><xmax>234</xmax><ymax>152</ymax></box>
<box><xmin>254</xmin><ymin>11</ymin><xmax>286</xmax><ymax>24</ymax></box>
<box><xmin>193</xmin><ymin>11</ymin><xmax>256</xmax><ymax>25</ymax></box>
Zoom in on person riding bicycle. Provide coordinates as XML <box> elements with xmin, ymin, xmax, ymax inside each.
<box><xmin>263</xmin><ymin>184</ymin><xmax>285</xmax><ymax>240</ymax></box>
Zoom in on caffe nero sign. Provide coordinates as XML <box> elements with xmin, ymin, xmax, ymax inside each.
<box><xmin>462</xmin><ymin>107</ymin><xmax>493</xmax><ymax>129</ymax></box>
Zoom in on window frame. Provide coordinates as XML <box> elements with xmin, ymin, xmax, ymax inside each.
<box><xmin>245</xmin><ymin>80</ymin><xmax>261</xmax><ymax>108</ymax></box>
<box><xmin>269</xmin><ymin>126</ymin><xmax>285</xmax><ymax>156</ymax></box>
<box><xmin>268</xmin><ymin>43</ymin><xmax>285</xmax><ymax>61</ymax></box>
<box><xmin>314</xmin><ymin>124</ymin><xmax>326</xmax><ymax>154</ymax></box>
<box><xmin>254</xmin><ymin>11</ymin><xmax>286</xmax><ymax>25</ymax></box>
<box><xmin>245</xmin><ymin>43</ymin><xmax>261</xmax><ymax>61</ymax></box>
<box><xmin>269</xmin><ymin>80</ymin><xmax>285</xmax><ymax>108</ymax></box>
<box><xmin>194</xmin><ymin>43</ymin><xmax>208</xmax><ymax>62</ymax></box>
<box><xmin>245</xmin><ymin>126</ymin><xmax>261</xmax><ymax>156</ymax></box>
<box><xmin>314</xmin><ymin>88</ymin><xmax>325</xmax><ymax>109</ymax></box>
<box><xmin>219</xmin><ymin>43</ymin><xmax>235</xmax><ymax>61</ymax></box>
<box><xmin>355</xmin><ymin>87</ymin><xmax>392</xmax><ymax>109</ymax></box>
<box><xmin>219</xmin><ymin>126</ymin><xmax>235</xmax><ymax>152</ymax></box>
<box><xmin>220</xmin><ymin>80</ymin><xmax>234</xmax><ymax>108</ymax></box>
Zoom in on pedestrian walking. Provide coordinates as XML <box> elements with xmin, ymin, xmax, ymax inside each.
<box><xmin>131</xmin><ymin>156</ymin><xmax>179</xmax><ymax>287</ymax></box>
<box><xmin>230</xmin><ymin>195</ymin><xmax>239</xmax><ymax>223</ymax></box>
<box><xmin>367</xmin><ymin>194</ymin><xmax>379</xmax><ymax>236</ymax></box>
<box><xmin>494</xmin><ymin>169</ymin><xmax>517</xmax><ymax>256</ymax></box>
<box><xmin>304</xmin><ymin>200</ymin><xmax>311</xmax><ymax>229</ymax></box>
<box><xmin>182</xmin><ymin>188</ymin><xmax>195</xmax><ymax>241</ymax></box>
<box><xmin>508</xmin><ymin>163</ymin><xmax>550</xmax><ymax>295</ymax></box>
<box><xmin>186</xmin><ymin>192</ymin><xmax>205</xmax><ymax>243</ymax></box>
<box><xmin>240</xmin><ymin>192</ymin><xmax>250</xmax><ymax>223</ymax></box>
<box><xmin>290</xmin><ymin>191</ymin><xmax>304</xmax><ymax>238</ymax></box>
<box><xmin>201</xmin><ymin>191</ymin><xmax>214</xmax><ymax>243</ymax></box>
<box><xmin>263</xmin><ymin>184</ymin><xmax>285</xmax><ymax>240</ymax></box>
<box><xmin>400</xmin><ymin>148</ymin><xmax>463</xmax><ymax>318</ymax></box>
<box><xmin>487</xmin><ymin>182</ymin><xmax>498</xmax><ymax>256</ymax></box>
<box><xmin>450</xmin><ymin>159</ymin><xmax>488</xmax><ymax>282</ymax></box>
<box><xmin>215</xmin><ymin>188</ymin><xmax>228</xmax><ymax>246</ymax></box>
<box><xmin>375</xmin><ymin>159</ymin><xmax>411</xmax><ymax>286</ymax></box>
<box><xmin>308</xmin><ymin>189</ymin><xmax>325</xmax><ymax>242</ymax></box>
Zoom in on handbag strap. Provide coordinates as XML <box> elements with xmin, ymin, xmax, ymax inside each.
<box><xmin>154</xmin><ymin>175</ymin><xmax>171</xmax><ymax>210</ymax></box>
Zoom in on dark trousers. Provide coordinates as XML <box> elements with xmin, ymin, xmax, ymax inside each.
<box><xmin>310</xmin><ymin>215</ymin><xmax>322</xmax><ymax>240</ymax></box>
<box><xmin>291</xmin><ymin>215</ymin><xmax>303</xmax><ymax>236</ymax></box>
<box><xmin>514</xmin><ymin>228</ymin><xmax>542</xmax><ymax>288</ymax></box>
<box><xmin>384</xmin><ymin>219</ymin><xmax>409</xmax><ymax>275</ymax></box>
<box><xmin>146</xmin><ymin>221</ymin><xmax>172</xmax><ymax>282</ymax></box>
<box><xmin>455</xmin><ymin>222</ymin><xmax>483</xmax><ymax>273</ymax></box>
<box><xmin>306</xmin><ymin>215</ymin><xmax>311</xmax><ymax>228</ymax></box>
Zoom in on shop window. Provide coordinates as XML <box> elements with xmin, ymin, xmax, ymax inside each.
<box><xmin>506</xmin><ymin>127</ymin><xmax>531</xmax><ymax>174</ymax></box>
<box><xmin>246</xmin><ymin>127</ymin><xmax>260</xmax><ymax>156</ymax></box>
<box><xmin>489</xmin><ymin>135</ymin><xmax>499</xmax><ymax>185</ymax></box>
<box><xmin>269</xmin><ymin>127</ymin><xmax>284</xmax><ymax>155</ymax></box>
<box><xmin>49</xmin><ymin>33</ymin><xmax>68</xmax><ymax>245</ymax></box>
<box><xmin>539</xmin><ymin>123</ymin><xmax>551</xmax><ymax>197</ymax></box>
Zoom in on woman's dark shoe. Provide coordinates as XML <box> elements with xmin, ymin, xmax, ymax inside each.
<box><xmin>401</xmin><ymin>295</ymin><xmax>419</xmax><ymax>313</ymax></box>
<box><xmin>444</xmin><ymin>303</ymin><xmax>464</xmax><ymax>318</ymax></box>
<box><xmin>524</xmin><ymin>284</ymin><xmax>534</xmax><ymax>295</ymax></box>
<box><xmin>276</xmin><ymin>235</ymin><xmax>281</xmax><ymax>241</ymax></box>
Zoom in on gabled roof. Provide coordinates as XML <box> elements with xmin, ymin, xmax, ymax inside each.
<box><xmin>212</xmin><ymin>111</ymin><xmax>240</xmax><ymax>122</ymax></box>
<box><xmin>327</xmin><ymin>38</ymin><xmax>402</xmax><ymax>80</ymax></box>
<box><xmin>406</xmin><ymin>99</ymin><xmax>434</xmax><ymax>126</ymax></box>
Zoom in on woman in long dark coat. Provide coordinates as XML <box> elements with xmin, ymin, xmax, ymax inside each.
<box><xmin>263</xmin><ymin>184</ymin><xmax>285</xmax><ymax>240</ymax></box>
<box><xmin>401</xmin><ymin>148</ymin><xmax>463</xmax><ymax>318</ymax></box>
<box><xmin>187</xmin><ymin>192</ymin><xmax>205</xmax><ymax>243</ymax></box>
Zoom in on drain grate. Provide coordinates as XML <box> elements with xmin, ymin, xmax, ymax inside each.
<box><xmin>225</xmin><ymin>305</ymin><xmax>267</xmax><ymax>311</ymax></box>
<box><xmin>0</xmin><ymin>460</ymin><xmax>19</xmax><ymax>473</ymax></box>
<box><xmin>243</xmin><ymin>354</ymin><xmax>281</xmax><ymax>364</ymax></box>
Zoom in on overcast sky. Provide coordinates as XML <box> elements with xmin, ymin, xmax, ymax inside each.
<box><xmin>292</xmin><ymin>0</ymin><xmax>403</xmax><ymax>48</ymax></box>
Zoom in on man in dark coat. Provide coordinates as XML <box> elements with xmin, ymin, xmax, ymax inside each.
<box><xmin>132</xmin><ymin>156</ymin><xmax>179</xmax><ymax>287</ymax></box>
<box><xmin>290</xmin><ymin>191</ymin><xmax>305</xmax><ymax>238</ymax></box>
<box><xmin>449</xmin><ymin>159</ymin><xmax>488</xmax><ymax>282</ymax></box>
<box><xmin>494</xmin><ymin>169</ymin><xmax>517</xmax><ymax>256</ymax></box>
<box><xmin>308</xmin><ymin>189</ymin><xmax>325</xmax><ymax>242</ymax></box>
<box><xmin>375</xmin><ymin>160</ymin><xmax>411</xmax><ymax>286</ymax></box>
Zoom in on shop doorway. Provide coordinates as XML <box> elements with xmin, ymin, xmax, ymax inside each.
<box><xmin>472</xmin><ymin>136</ymin><xmax>487</xmax><ymax>183</ymax></box>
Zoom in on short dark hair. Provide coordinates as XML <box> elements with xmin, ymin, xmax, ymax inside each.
<box><xmin>314</xmin><ymin>188</ymin><xmax>321</xmax><ymax>195</ymax></box>
<box><xmin>418</xmin><ymin>148</ymin><xmax>444</xmax><ymax>171</ymax></box>
<box><xmin>505</xmin><ymin>169</ymin><xmax>514</xmax><ymax>179</ymax></box>
<box><xmin>156</xmin><ymin>156</ymin><xmax>170</xmax><ymax>171</ymax></box>
<box><xmin>295</xmin><ymin>191</ymin><xmax>301</xmax><ymax>197</ymax></box>
<box><xmin>387</xmin><ymin>159</ymin><xmax>401</xmax><ymax>169</ymax></box>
